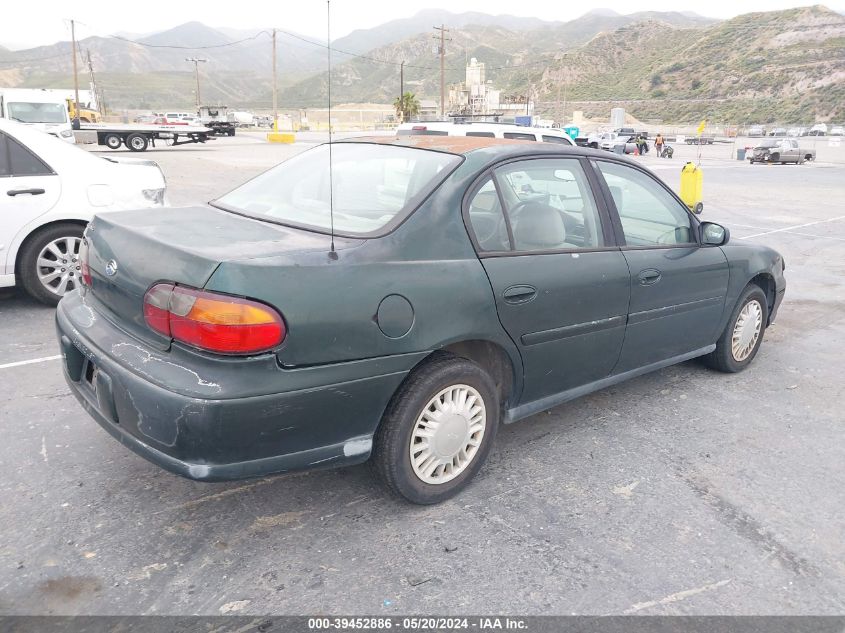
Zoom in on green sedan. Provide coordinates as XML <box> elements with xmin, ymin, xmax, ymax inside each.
<box><xmin>56</xmin><ymin>136</ymin><xmax>786</xmax><ymax>504</ymax></box>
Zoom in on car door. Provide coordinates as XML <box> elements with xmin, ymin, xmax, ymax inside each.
<box><xmin>465</xmin><ymin>157</ymin><xmax>630</xmax><ymax>404</ymax></box>
<box><xmin>593</xmin><ymin>159</ymin><xmax>729</xmax><ymax>372</ymax></box>
<box><xmin>0</xmin><ymin>131</ymin><xmax>61</xmax><ymax>275</ymax></box>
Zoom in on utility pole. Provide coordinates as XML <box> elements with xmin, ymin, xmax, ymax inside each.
<box><xmin>433</xmin><ymin>24</ymin><xmax>450</xmax><ymax>118</ymax></box>
<box><xmin>272</xmin><ymin>28</ymin><xmax>278</xmax><ymax>131</ymax></box>
<box><xmin>70</xmin><ymin>19</ymin><xmax>81</xmax><ymax>130</ymax></box>
<box><xmin>185</xmin><ymin>57</ymin><xmax>208</xmax><ymax>111</ymax></box>
<box><xmin>85</xmin><ymin>49</ymin><xmax>102</xmax><ymax>116</ymax></box>
<box><xmin>399</xmin><ymin>60</ymin><xmax>404</xmax><ymax>123</ymax></box>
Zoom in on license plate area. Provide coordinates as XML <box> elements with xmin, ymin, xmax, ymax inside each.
<box><xmin>83</xmin><ymin>358</ymin><xmax>98</xmax><ymax>392</ymax></box>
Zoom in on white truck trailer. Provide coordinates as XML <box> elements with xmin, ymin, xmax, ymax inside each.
<box><xmin>80</xmin><ymin>122</ymin><xmax>215</xmax><ymax>152</ymax></box>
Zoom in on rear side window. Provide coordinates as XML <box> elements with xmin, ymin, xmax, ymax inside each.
<box><xmin>496</xmin><ymin>158</ymin><xmax>604</xmax><ymax>252</ymax></box>
<box><xmin>0</xmin><ymin>132</ymin><xmax>52</xmax><ymax>177</ymax></box>
<box><xmin>466</xmin><ymin>177</ymin><xmax>509</xmax><ymax>252</ymax></box>
<box><xmin>214</xmin><ymin>143</ymin><xmax>461</xmax><ymax>237</ymax></box>
<box><xmin>503</xmin><ymin>132</ymin><xmax>537</xmax><ymax>141</ymax></box>
<box><xmin>542</xmin><ymin>135</ymin><xmax>571</xmax><ymax>144</ymax></box>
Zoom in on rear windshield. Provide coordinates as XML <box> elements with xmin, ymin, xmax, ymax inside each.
<box><xmin>213</xmin><ymin>143</ymin><xmax>461</xmax><ymax>236</ymax></box>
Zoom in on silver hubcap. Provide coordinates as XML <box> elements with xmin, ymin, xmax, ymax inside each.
<box><xmin>36</xmin><ymin>236</ymin><xmax>82</xmax><ymax>296</ymax></box>
<box><xmin>409</xmin><ymin>384</ymin><xmax>486</xmax><ymax>485</ymax></box>
<box><xmin>731</xmin><ymin>299</ymin><xmax>763</xmax><ymax>362</ymax></box>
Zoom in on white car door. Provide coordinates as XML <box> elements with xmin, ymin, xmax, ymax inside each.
<box><xmin>0</xmin><ymin>130</ymin><xmax>61</xmax><ymax>275</ymax></box>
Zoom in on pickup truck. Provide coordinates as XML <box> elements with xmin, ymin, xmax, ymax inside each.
<box><xmin>749</xmin><ymin>138</ymin><xmax>816</xmax><ymax>164</ymax></box>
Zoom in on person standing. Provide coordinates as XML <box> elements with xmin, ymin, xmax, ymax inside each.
<box><xmin>655</xmin><ymin>132</ymin><xmax>665</xmax><ymax>157</ymax></box>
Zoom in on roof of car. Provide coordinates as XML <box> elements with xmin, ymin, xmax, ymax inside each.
<box><xmin>342</xmin><ymin>134</ymin><xmax>592</xmax><ymax>157</ymax></box>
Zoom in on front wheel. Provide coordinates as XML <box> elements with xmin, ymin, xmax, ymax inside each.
<box><xmin>373</xmin><ymin>353</ymin><xmax>499</xmax><ymax>504</ymax></box>
<box><xmin>104</xmin><ymin>133</ymin><xmax>122</xmax><ymax>150</ymax></box>
<box><xmin>18</xmin><ymin>223</ymin><xmax>85</xmax><ymax>306</ymax></box>
<box><xmin>704</xmin><ymin>285</ymin><xmax>768</xmax><ymax>373</ymax></box>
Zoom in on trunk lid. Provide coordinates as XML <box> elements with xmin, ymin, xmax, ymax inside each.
<box><xmin>85</xmin><ymin>205</ymin><xmax>358</xmax><ymax>348</ymax></box>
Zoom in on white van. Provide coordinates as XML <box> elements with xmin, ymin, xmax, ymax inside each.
<box><xmin>396</xmin><ymin>121</ymin><xmax>574</xmax><ymax>145</ymax></box>
<box><xmin>0</xmin><ymin>89</ymin><xmax>75</xmax><ymax>143</ymax></box>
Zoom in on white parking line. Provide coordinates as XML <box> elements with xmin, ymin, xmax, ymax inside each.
<box><xmin>738</xmin><ymin>215</ymin><xmax>845</xmax><ymax>240</ymax></box>
<box><xmin>0</xmin><ymin>355</ymin><xmax>62</xmax><ymax>370</ymax></box>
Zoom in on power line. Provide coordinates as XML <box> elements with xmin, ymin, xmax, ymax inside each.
<box><xmin>107</xmin><ymin>31</ymin><xmax>272</xmax><ymax>49</ymax></box>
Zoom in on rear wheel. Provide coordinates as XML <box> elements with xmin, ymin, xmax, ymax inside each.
<box><xmin>18</xmin><ymin>223</ymin><xmax>85</xmax><ymax>306</ymax></box>
<box><xmin>104</xmin><ymin>134</ymin><xmax>122</xmax><ymax>150</ymax></box>
<box><xmin>373</xmin><ymin>353</ymin><xmax>499</xmax><ymax>504</ymax></box>
<box><xmin>704</xmin><ymin>285</ymin><xmax>768</xmax><ymax>373</ymax></box>
<box><xmin>126</xmin><ymin>133</ymin><xmax>149</xmax><ymax>152</ymax></box>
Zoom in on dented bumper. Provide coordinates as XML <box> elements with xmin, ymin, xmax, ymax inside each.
<box><xmin>56</xmin><ymin>291</ymin><xmax>420</xmax><ymax>481</ymax></box>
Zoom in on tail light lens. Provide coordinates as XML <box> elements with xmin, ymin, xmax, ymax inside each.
<box><xmin>143</xmin><ymin>283</ymin><xmax>285</xmax><ymax>355</ymax></box>
<box><xmin>79</xmin><ymin>239</ymin><xmax>92</xmax><ymax>287</ymax></box>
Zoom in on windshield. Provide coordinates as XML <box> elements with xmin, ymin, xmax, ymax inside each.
<box><xmin>7</xmin><ymin>102</ymin><xmax>67</xmax><ymax>124</ymax></box>
<box><xmin>213</xmin><ymin>143</ymin><xmax>461</xmax><ymax>236</ymax></box>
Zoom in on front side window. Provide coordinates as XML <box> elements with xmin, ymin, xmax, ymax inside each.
<box><xmin>213</xmin><ymin>143</ymin><xmax>460</xmax><ymax>236</ymax></box>
<box><xmin>7</xmin><ymin>102</ymin><xmax>67</xmax><ymax>124</ymax></box>
<box><xmin>494</xmin><ymin>158</ymin><xmax>604</xmax><ymax>252</ymax></box>
<box><xmin>596</xmin><ymin>161</ymin><xmax>693</xmax><ymax>246</ymax></box>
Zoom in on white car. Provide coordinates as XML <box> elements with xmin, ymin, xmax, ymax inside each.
<box><xmin>0</xmin><ymin>118</ymin><xmax>167</xmax><ymax>305</ymax></box>
<box><xmin>830</xmin><ymin>126</ymin><xmax>845</xmax><ymax>136</ymax></box>
<box><xmin>396</xmin><ymin>121</ymin><xmax>574</xmax><ymax>145</ymax></box>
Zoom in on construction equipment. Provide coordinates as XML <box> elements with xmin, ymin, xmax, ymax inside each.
<box><xmin>680</xmin><ymin>162</ymin><xmax>704</xmax><ymax>214</ymax></box>
<box><xmin>66</xmin><ymin>97</ymin><xmax>100</xmax><ymax>123</ymax></box>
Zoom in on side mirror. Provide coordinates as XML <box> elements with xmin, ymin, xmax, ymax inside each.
<box><xmin>701</xmin><ymin>222</ymin><xmax>730</xmax><ymax>246</ymax></box>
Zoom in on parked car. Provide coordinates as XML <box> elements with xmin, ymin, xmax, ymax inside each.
<box><xmin>808</xmin><ymin>124</ymin><xmax>827</xmax><ymax>136</ymax></box>
<box><xmin>747</xmin><ymin>126</ymin><xmax>766</xmax><ymax>137</ymax></box>
<box><xmin>786</xmin><ymin>127</ymin><xmax>804</xmax><ymax>137</ymax></box>
<box><xmin>397</xmin><ymin>121</ymin><xmax>574</xmax><ymax>145</ymax></box>
<box><xmin>614</xmin><ymin>127</ymin><xmax>636</xmax><ymax>136</ymax></box>
<box><xmin>57</xmin><ymin>136</ymin><xmax>786</xmax><ymax>504</ymax></box>
<box><xmin>0</xmin><ymin>118</ymin><xmax>167</xmax><ymax>304</ymax></box>
<box><xmin>769</xmin><ymin>127</ymin><xmax>787</xmax><ymax>137</ymax></box>
<box><xmin>830</xmin><ymin>126</ymin><xmax>844</xmax><ymax>136</ymax></box>
<box><xmin>749</xmin><ymin>138</ymin><xmax>815</xmax><ymax>164</ymax></box>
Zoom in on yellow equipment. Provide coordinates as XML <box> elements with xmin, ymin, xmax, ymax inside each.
<box><xmin>680</xmin><ymin>162</ymin><xmax>704</xmax><ymax>214</ymax></box>
<box><xmin>67</xmin><ymin>98</ymin><xmax>101</xmax><ymax>123</ymax></box>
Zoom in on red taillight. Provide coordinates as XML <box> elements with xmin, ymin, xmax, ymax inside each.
<box><xmin>412</xmin><ymin>125</ymin><xmax>427</xmax><ymax>130</ymax></box>
<box><xmin>79</xmin><ymin>239</ymin><xmax>92</xmax><ymax>287</ymax></box>
<box><xmin>142</xmin><ymin>284</ymin><xmax>285</xmax><ymax>355</ymax></box>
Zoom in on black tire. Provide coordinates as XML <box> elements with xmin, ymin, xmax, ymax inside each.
<box><xmin>771</xmin><ymin>153</ymin><xmax>780</xmax><ymax>163</ymax></box>
<box><xmin>228</xmin><ymin>129</ymin><xmax>236</xmax><ymax>136</ymax></box>
<box><xmin>703</xmin><ymin>285</ymin><xmax>769</xmax><ymax>373</ymax></box>
<box><xmin>18</xmin><ymin>222</ymin><xmax>85</xmax><ymax>306</ymax></box>
<box><xmin>804</xmin><ymin>154</ymin><xmax>814</xmax><ymax>162</ymax></box>
<box><xmin>104</xmin><ymin>134</ymin><xmax>122</xmax><ymax>150</ymax></box>
<box><xmin>126</xmin><ymin>133</ymin><xmax>149</xmax><ymax>152</ymax></box>
<box><xmin>693</xmin><ymin>202</ymin><xmax>704</xmax><ymax>215</ymax></box>
<box><xmin>373</xmin><ymin>353</ymin><xmax>499</xmax><ymax>505</ymax></box>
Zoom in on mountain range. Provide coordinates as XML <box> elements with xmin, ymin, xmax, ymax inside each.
<box><xmin>1</xmin><ymin>6</ymin><xmax>843</xmax><ymax>123</ymax></box>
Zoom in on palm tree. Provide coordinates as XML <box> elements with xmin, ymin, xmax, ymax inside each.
<box><xmin>394</xmin><ymin>92</ymin><xmax>421</xmax><ymax>123</ymax></box>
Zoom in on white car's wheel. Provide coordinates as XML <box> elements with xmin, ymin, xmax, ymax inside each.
<box><xmin>18</xmin><ymin>223</ymin><xmax>85</xmax><ymax>306</ymax></box>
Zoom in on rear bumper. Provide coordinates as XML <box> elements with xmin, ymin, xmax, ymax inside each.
<box><xmin>56</xmin><ymin>291</ymin><xmax>421</xmax><ymax>481</ymax></box>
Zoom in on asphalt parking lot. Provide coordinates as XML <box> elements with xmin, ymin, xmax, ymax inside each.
<box><xmin>1</xmin><ymin>132</ymin><xmax>844</xmax><ymax>615</ymax></box>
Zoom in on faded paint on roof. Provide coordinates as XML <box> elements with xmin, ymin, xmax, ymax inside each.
<box><xmin>341</xmin><ymin>134</ymin><xmax>536</xmax><ymax>155</ymax></box>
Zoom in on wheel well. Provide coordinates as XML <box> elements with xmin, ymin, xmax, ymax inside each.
<box><xmin>749</xmin><ymin>273</ymin><xmax>775</xmax><ymax>318</ymax></box>
<box><xmin>14</xmin><ymin>220</ymin><xmax>88</xmax><ymax>274</ymax></box>
<box><xmin>438</xmin><ymin>340</ymin><xmax>514</xmax><ymax>405</ymax></box>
